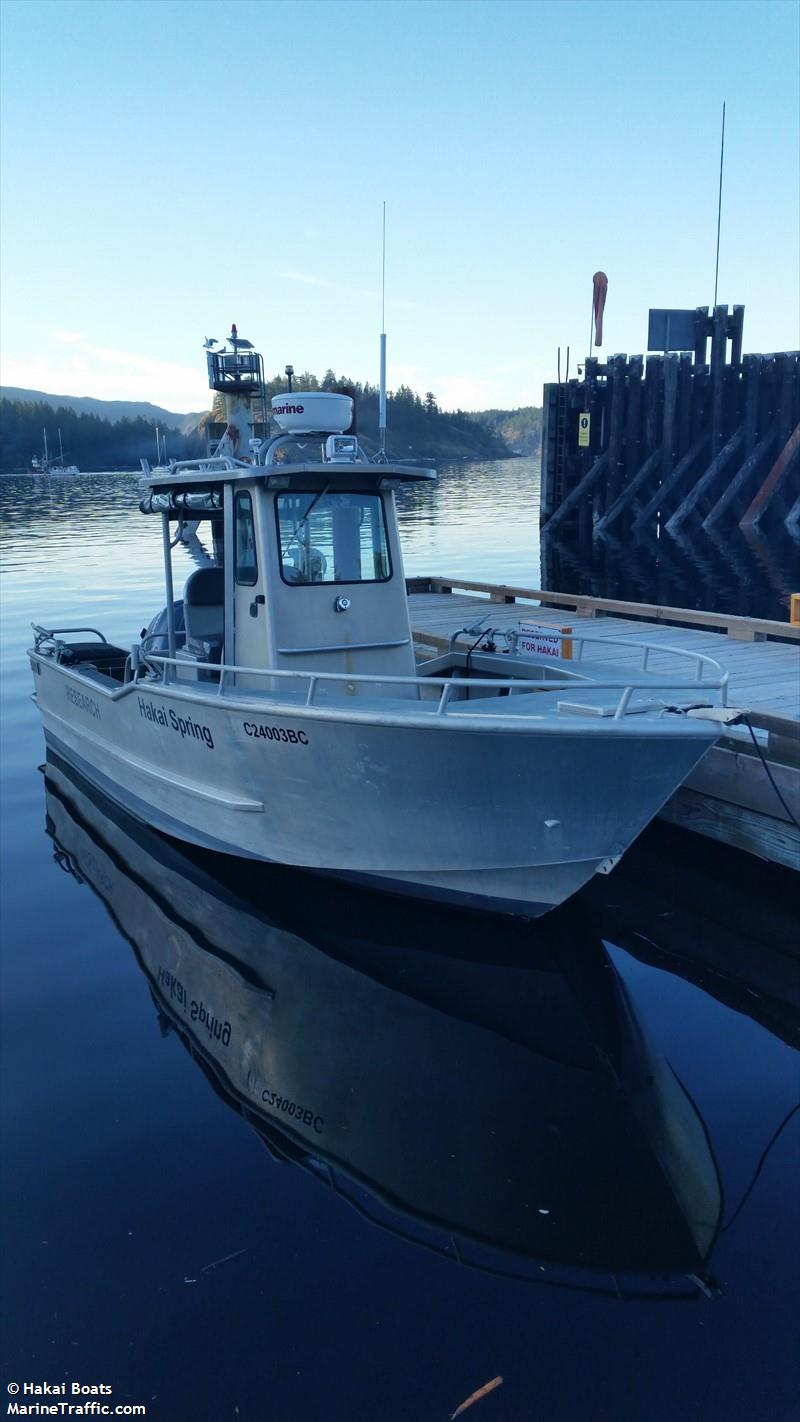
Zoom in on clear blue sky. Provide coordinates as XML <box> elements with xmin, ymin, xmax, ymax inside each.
<box><xmin>1</xmin><ymin>0</ymin><xmax>798</xmax><ymax>413</ymax></box>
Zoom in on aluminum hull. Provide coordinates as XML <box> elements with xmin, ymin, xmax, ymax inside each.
<box><xmin>31</xmin><ymin>653</ymin><xmax>718</xmax><ymax>916</ymax></box>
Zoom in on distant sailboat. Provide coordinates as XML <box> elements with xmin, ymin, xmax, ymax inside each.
<box><xmin>30</xmin><ymin>427</ymin><xmax>79</xmax><ymax>476</ymax></box>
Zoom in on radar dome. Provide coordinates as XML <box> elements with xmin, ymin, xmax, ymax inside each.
<box><xmin>271</xmin><ymin>391</ymin><xmax>353</xmax><ymax>435</ymax></box>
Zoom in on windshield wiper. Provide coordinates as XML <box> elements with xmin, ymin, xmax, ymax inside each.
<box><xmin>284</xmin><ymin>484</ymin><xmax>330</xmax><ymax>553</ymax></box>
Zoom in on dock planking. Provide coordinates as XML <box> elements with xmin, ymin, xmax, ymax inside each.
<box><xmin>407</xmin><ymin>577</ymin><xmax>800</xmax><ymax>871</ymax></box>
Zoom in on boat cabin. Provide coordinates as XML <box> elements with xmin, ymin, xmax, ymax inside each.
<box><xmin>140</xmin><ymin>395</ymin><xmax>435</xmax><ymax>698</ymax></box>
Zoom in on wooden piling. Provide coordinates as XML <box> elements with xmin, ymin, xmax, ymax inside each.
<box><xmin>605</xmin><ymin>355</ymin><xmax>628</xmax><ymax>509</ymax></box>
<box><xmin>662</xmin><ymin>353</ymin><xmax>678</xmax><ymax>481</ymax></box>
<box><xmin>632</xmin><ymin>433</ymin><xmax>708</xmax><ymax>532</ymax></box>
<box><xmin>625</xmin><ymin>355</ymin><xmax>644</xmax><ymax>490</ymax></box>
<box><xmin>540</xmin><ymin>306</ymin><xmax>800</xmax><ymax>544</ymax></box>
<box><xmin>596</xmin><ymin>446</ymin><xmax>661</xmax><ymax>533</ymax></box>
<box><xmin>703</xmin><ymin>431</ymin><xmax>776</xmax><ymax>529</ymax></box>
<box><xmin>742</xmin><ymin>353</ymin><xmax>759</xmax><ymax>456</ymax></box>
<box><xmin>739</xmin><ymin>423</ymin><xmax>800</xmax><ymax>529</ymax></box>
<box><xmin>541</xmin><ymin>452</ymin><xmax>609</xmax><ymax>536</ymax></box>
<box><xmin>666</xmin><ymin>427</ymin><xmax>744</xmax><ymax>532</ymax></box>
<box><xmin>730</xmin><ymin>305</ymin><xmax>745</xmax><ymax>368</ymax></box>
<box><xmin>709</xmin><ymin>304</ymin><xmax>729</xmax><ymax>458</ymax></box>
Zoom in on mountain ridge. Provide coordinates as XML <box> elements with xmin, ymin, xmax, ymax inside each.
<box><xmin>1</xmin><ymin>384</ymin><xmax>542</xmax><ymax>447</ymax></box>
<box><xmin>1</xmin><ymin>383</ymin><xmax>542</xmax><ymax>471</ymax></box>
<box><xmin>0</xmin><ymin>386</ymin><xmax>204</xmax><ymax>432</ymax></box>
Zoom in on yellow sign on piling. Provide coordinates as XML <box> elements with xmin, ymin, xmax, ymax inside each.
<box><xmin>791</xmin><ymin>593</ymin><xmax>800</xmax><ymax>626</ymax></box>
<box><xmin>578</xmin><ymin>413</ymin><xmax>591</xmax><ymax>448</ymax></box>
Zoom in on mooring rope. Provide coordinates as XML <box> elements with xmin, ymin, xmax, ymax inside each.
<box><xmin>743</xmin><ymin>716</ymin><xmax>800</xmax><ymax>831</ymax></box>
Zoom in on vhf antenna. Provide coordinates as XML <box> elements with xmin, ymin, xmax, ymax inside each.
<box><xmin>378</xmin><ymin>201</ymin><xmax>387</xmax><ymax>461</ymax></box>
<box><xmin>713</xmin><ymin>101</ymin><xmax>726</xmax><ymax>308</ymax></box>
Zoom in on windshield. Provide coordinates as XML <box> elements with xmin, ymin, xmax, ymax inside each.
<box><xmin>276</xmin><ymin>491</ymin><xmax>392</xmax><ymax>585</ymax></box>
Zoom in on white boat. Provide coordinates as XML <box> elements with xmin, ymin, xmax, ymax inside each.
<box><xmin>30</xmin><ymin>426</ymin><xmax>80</xmax><ymax>476</ymax></box>
<box><xmin>28</xmin><ymin>326</ymin><xmax>742</xmax><ymax>918</ymax></box>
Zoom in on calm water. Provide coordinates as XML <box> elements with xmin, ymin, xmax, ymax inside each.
<box><xmin>1</xmin><ymin>467</ymin><xmax>798</xmax><ymax>1421</ymax></box>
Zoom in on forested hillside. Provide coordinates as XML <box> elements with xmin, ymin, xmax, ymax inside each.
<box><xmin>228</xmin><ymin>370</ymin><xmax>510</xmax><ymax>461</ymax></box>
<box><xmin>0</xmin><ymin>386</ymin><xmax>203</xmax><ymax>431</ymax></box>
<box><xmin>466</xmin><ymin>406</ymin><xmax>543</xmax><ymax>456</ymax></box>
<box><xmin>0</xmin><ymin>400</ymin><xmax>206</xmax><ymax>473</ymax></box>
<box><xmin>0</xmin><ymin>372</ymin><xmax>544</xmax><ymax>473</ymax></box>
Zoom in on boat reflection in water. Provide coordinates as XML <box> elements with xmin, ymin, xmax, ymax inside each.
<box><xmin>44</xmin><ymin>753</ymin><xmax>722</xmax><ymax>1301</ymax></box>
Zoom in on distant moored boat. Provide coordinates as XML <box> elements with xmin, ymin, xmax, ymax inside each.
<box><xmin>30</xmin><ymin>427</ymin><xmax>80</xmax><ymax>476</ymax></box>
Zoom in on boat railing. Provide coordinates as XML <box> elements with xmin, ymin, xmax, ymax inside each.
<box><xmin>552</xmin><ymin>629</ymin><xmax>722</xmax><ymax>683</ymax></box>
<box><xmin>33</xmin><ymin>624</ymin><xmax>109</xmax><ymax>651</ymax></box>
<box><xmin>156</xmin><ymin>456</ymin><xmax>251</xmax><ymax>476</ymax></box>
<box><xmin>140</xmin><ymin>651</ymin><xmax>730</xmax><ymax>720</ymax></box>
<box><xmin>455</xmin><ymin>621</ymin><xmax>728</xmax><ymax>685</ymax></box>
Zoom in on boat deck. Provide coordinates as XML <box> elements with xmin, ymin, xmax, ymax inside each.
<box><xmin>407</xmin><ymin>578</ymin><xmax>800</xmax><ymax>870</ymax></box>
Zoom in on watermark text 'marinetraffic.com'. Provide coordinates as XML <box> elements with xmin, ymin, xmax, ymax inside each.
<box><xmin>6</xmin><ymin>1407</ymin><xmax>146</xmax><ymax>1417</ymax></box>
<box><xmin>5</xmin><ymin>1383</ymin><xmax>146</xmax><ymax>1417</ymax></box>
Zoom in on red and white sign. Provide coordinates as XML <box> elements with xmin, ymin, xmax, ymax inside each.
<box><xmin>518</xmin><ymin>622</ymin><xmax>573</xmax><ymax>661</ymax></box>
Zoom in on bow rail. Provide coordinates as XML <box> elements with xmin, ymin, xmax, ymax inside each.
<box><xmin>138</xmin><ymin>650</ymin><xmax>730</xmax><ymax>721</ymax></box>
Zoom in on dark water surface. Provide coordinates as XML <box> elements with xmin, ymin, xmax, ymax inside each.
<box><xmin>1</xmin><ymin>469</ymin><xmax>798</xmax><ymax>1421</ymax></box>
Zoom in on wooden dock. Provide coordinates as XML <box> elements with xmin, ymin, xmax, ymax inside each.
<box><xmin>407</xmin><ymin>576</ymin><xmax>800</xmax><ymax>872</ymax></box>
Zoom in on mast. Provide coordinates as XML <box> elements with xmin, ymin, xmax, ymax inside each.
<box><xmin>713</xmin><ymin>101</ymin><xmax>726</xmax><ymax>309</ymax></box>
<box><xmin>378</xmin><ymin>202</ymin><xmax>387</xmax><ymax>461</ymax></box>
<box><xmin>206</xmin><ymin>326</ymin><xmax>264</xmax><ymax>461</ymax></box>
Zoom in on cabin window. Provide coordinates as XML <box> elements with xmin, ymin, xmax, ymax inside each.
<box><xmin>235</xmin><ymin>492</ymin><xmax>258</xmax><ymax>586</ymax></box>
<box><xmin>276</xmin><ymin>492</ymin><xmax>392</xmax><ymax>585</ymax></box>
